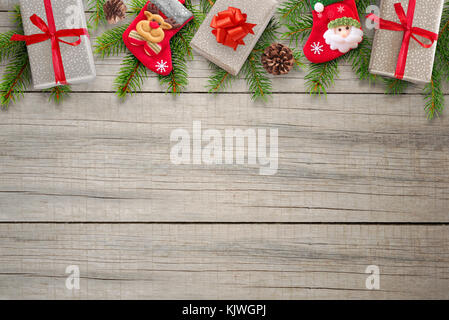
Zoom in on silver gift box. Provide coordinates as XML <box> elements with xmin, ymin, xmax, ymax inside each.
<box><xmin>369</xmin><ymin>0</ymin><xmax>444</xmax><ymax>84</ymax></box>
<box><xmin>191</xmin><ymin>0</ymin><xmax>278</xmax><ymax>76</ymax></box>
<box><xmin>19</xmin><ymin>0</ymin><xmax>96</xmax><ymax>89</ymax></box>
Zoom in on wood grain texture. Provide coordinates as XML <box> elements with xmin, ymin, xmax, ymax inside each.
<box><xmin>1</xmin><ymin>224</ymin><xmax>448</xmax><ymax>299</ymax></box>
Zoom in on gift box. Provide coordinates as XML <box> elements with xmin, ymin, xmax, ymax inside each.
<box><xmin>191</xmin><ymin>0</ymin><xmax>278</xmax><ymax>76</ymax></box>
<box><xmin>368</xmin><ymin>0</ymin><xmax>444</xmax><ymax>84</ymax></box>
<box><xmin>14</xmin><ymin>0</ymin><xmax>96</xmax><ymax>89</ymax></box>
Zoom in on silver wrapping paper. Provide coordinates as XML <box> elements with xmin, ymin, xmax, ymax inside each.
<box><xmin>191</xmin><ymin>0</ymin><xmax>278</xmax><ymax>76</ymax></box>
<box><xmin>369</xmin><ymin>0</ymin><xmax>444</xmax><ymax>84</ymax></box>
<box><xmin>151</xmin><ymin>0</ymin><xmax>193</xmax><ymax>25</ymax></box>
<box><xmin>19</xmin><ymin>0</ymin><xmax>96</xmax><ymax>89</ymax></box>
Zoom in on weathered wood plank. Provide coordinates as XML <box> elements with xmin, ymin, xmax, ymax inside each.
<box><xmin>1</xmin><ymin>93</ymin><xmax>448</xmax><ymax>222</ymax></box>
<box><xmin>0</xmin><ymin>224</ymin><xmax>447</xmax><ymax>299</ymax></box>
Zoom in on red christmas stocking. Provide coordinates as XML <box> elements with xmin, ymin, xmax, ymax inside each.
<box><xmin>123</xmin><ymin>0</ymin><xmax>194</xmax><ymax>75</ymax></box>
<box><xmin>303</xmin><ymin>0</ymin><xmax>363</xmax><ymax>64</ymax></box>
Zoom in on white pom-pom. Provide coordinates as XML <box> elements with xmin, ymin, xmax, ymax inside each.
<box><xmin>314</xmin><ymin>2</ymin><xmax>324</xmax><ymax>13</ymax></box>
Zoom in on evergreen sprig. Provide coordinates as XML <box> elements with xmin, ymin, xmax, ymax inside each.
<box><xmin>95</xmin><ymin>0</ymin><xmax>201</xmax><ymax>99</ymax></box>
<box><xmin>86</xmin><ymin>0</ymin><xmax>107</xmax><ymax>30</ymax></box>
<box><xmin>115</xmin><ymin>52</ymin><xmax>148</xmax><ymax>98</ymax></box>
<box><xmin>94</xmin><ymin>24</ymin><xmax>129</xmax><ymax>58</ymax></box>
<box><xmin>206</xmin><ymin>17</ymin><xmax>280</xmax><ymax>100</ymax></box>
<box><xmin>0</xmin><ymin>45</ymin><xmax>30</xmax><ymax>107</ymax></box>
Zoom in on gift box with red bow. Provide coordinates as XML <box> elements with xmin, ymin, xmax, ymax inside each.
<box><xmin>368</xmin><ymin>0</ymin><xmax>444</xmax><ymax>84</ymax></box>
<box><xmin>191</xmin><ymin>0</ymin><xmax>278</xmax><ymax>76</ymax></box>
<box><xmin>12</xmin><ymin>0</ymin><xmax>96</xmax><ymax>89</ymax></box>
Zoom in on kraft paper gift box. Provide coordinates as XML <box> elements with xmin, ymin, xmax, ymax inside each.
<box><xmin>16</xmin><ymin>0</ymin><xmax>96</xmax><ymax>89</ymax></box>
<box><xmin>191</xmin><ymin>0</ymin><xmax>278</xmax><ymax>76</ymax></box>
<box><xmin>369</xmin><ymin>0</ymin><xmax>444</xmax><ymax>84</ymax></box>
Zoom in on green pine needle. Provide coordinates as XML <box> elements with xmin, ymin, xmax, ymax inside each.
<box><xmin>383</xmin><ymin>78</ymin><xmax>409</xmax><ymax>95</ymax></box>
<box><xmin>0</xmin><ymin>30</ymin><xmax>24</xmax><ymax>63</ymax></box>
<box><xmin>94</xmin><ymin>24</ymin><xmax>129</xmax><ymax>58</ymax></box>
<box><xmin>86</xmin><ymin>0</ymin><xmax>106</xmax><ymax>30</ymax></box>
<box><xmin>345</xmin><ymin>37</ymin><xmax>376</xmax><ymax>82</ymax></box>
<box><xmin>305</xmin><ymin>59</ymin><xmax>339</xmax><ymax>96</ymax></box>
<box><xmin>281</xmin><ymin>13</ymin><xmax>313</xmax><ymax>46</ymax></box>
<box><xmin>0</xmin><ymin>46</ymin><xmax>31</xmax><ymax>108</ymax></box>
<box><xmin>114</xmin><ymin>53</ymin><xmax>148</xmax><ymax>98</ymax></box>
<box><xmin>43</xmin><ymin>85</ymin><xmax>73</xmax><ymax>104</ymax></box>
<box><xmin>277</xmin><ymin>0</ymin><xmax>310</xmax><ymax>24</ymax></box>
<box><xmin>423</xmin><ymin>61</ymin><xmax>444</xmax><ymax>119</ymax></box>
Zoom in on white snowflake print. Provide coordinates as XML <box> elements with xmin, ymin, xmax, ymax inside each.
<box><xmin>317</xmin><ymin>13</ymin><xmax>323</xmax><ymax>18</ymax></box>
<box><xmin>310</xmin><ymin>42</ymin><xmax>324</xmax><ymax>55</ymax></box>
<box><xmin>156</xmin><ymin>60</ymin><xmax>169</xmax><ymax>73</ymax></box>
<box><xmin>337</xmin><ymin>5</ymin><xmax>345</xmax><ymax>13</ymax></box>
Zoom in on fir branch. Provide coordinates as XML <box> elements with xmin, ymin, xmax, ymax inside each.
<box><xmin>158</xmin><ymin>53</ymin><xmax>188</xmax><ymax>94</ymax></box>
<box><xmin>0</xmin><ymin>30</ymin><xmax>24</xmax><ymax>63</ymax></box>
<box><xmin>345</xmin><ymin>37</ymin><xmax>376</xmax><ymax>82</ymax></box>
<box><xmin>43</xmin><ymin>85</ymin><xmax>73</xmax><ymax>104</ymax></box>
<box><xmin>0</xmin><ymin>46</ymin><xmax>31</xmax><ymax>108</ymax></box>
<box><xmin>86</xmin><ymin>0</ymin><xmax>106</xmax><ymax>30</ymax></box>
<box><xmin>292</xmin><ymin>49</ymin><xmax>306</xmax><ymax>71</ymax></box>
<box><xmin>382</xmin><ymin>78</ymin><xmax>409</xmax><ymax>95</ymax></box>
<box><xmin>281</xmin><ymin>13</ymin><xmax>313</xmax><ymax>46</ymax></box>
<box><xmin>157</xmin><ymin>0</ymin><xmax>201</xmax><ymax>94</ymax></box>
<box><xmin>12</xmin><ymin>5</ymin><xmax>23</xmax><ymax>30</ymax></box>
<box><xmin>200</xmin><ymin>0</ymin><xmax>215</xmax><ymax>13</ymax></box>
<box><xmin>305</xmin><ymin>59</ymin><xmax>340</xmax><ymax>96</ymax></box>
<box><xmin>94</xmin><ymin>24</ymin><xmax>129</xmax><ymax>58</ymax></box>
<box><xmin>114</xmin><ymin>53</ymin><xmax>148</xmax><ymax>98</ymax></box>
<box><xmin>241</xmin><ymin>52</ymin><xmax>272</xmax><ymax>101</ymax></box>
<box><xmin>423</xmin><ymin>61</ymin><xmax>444</xmax><ymax>119</ymax></box>
<box><xmin>129</xmin><ymin>0</ymin><xmax>149</xmax><ymax>14</ymax></box>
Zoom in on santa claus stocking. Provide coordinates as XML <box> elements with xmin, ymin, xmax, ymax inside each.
<box><xmin>303</xmin><ymin>0</ymin><xmax>363</xmax><ymax>64</ymax></box>
<box><xmin>123</xmin><ymin>0</ymin><xmax>193</xmax><ymax>75</ymax></box>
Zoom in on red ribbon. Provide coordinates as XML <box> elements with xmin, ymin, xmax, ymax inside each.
<box><xmin>211</xmin><ymin>7</ymin><xmax>256</xmax><ymax>51</ymax></box>
<box><xmin>11</xmin><ymin>0</ymin><xmax>89</xmax><ymax>85</ymax></box>
<box><xmin>367</xmin><ymin>0</ymin><xmax>438</xmax><ymax>80</ymax></box>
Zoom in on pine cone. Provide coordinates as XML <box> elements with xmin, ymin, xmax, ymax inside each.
<box><xmin>103</xmin><ymin>0</ymin><xmax>127</xmax><ymax>25</ymax></box>
<box><xmin>261</xmin><ymin>43</ymin><xmax>294</xmax><ymax>75</ymax></box>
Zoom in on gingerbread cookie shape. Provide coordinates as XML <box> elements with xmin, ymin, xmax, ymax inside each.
<box><xmin>123</xmin><ymin>0</ymin><xmax>194</xmax><ymax>75</ymax></box>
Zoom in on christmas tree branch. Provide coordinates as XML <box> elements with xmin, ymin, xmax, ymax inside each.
<box><xmin>86</xmin><ymin>0</ymin><xmax>106</xmax><ymax>30</ymax></box>
<box><xmin>0</xmin><ymin>46</ymin><xmax>31</xmax><ymax>107</ymax></box>
<box><xmin>423</xmin><ymin>63</ymin><xmax>444</xmax><ymax>119</ymax></box>
<box><xmin>43</xmin><ymin>85</ymin><xmax>73</xmax><ymax>104</ymax></box>
<box><xmin>94</xmin><ymin>24</ymin><xmax>129</xmax><ymax>58</ymax></box>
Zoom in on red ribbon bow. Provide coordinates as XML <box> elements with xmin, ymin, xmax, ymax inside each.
<box><xmin>211</xmin><ymin>7</ymin><xmax>256</xmax><ymax>50</ymax></box>
<box><xmin>11</xmin><ymin>0</ymin><xmax>89</xmax><ymax>85</ymax></box>
<box><xmin>367</xmin><ymin>0</ymin><xmax>438</xmax><ymax>80</ymax></box>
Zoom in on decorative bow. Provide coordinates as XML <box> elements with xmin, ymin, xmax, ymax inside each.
<box><xmin>367</xmin><ymin>0</ymin><xmax>438</xmax><ymax>80</ymax></box>
<box><xmin>210</xmin><ymin>7</ymin><xmax>256</xmax><ymax>50</ymax></box>
<box><xmin>11</xmin><ymin>0</ymin><xmax>88</xmax><ymax>85</ymax></box>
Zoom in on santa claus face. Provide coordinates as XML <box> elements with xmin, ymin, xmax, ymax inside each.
<box><xmin>323</xmin><ymin>25</ymin><xmax>363</xmax><ymax>54</ymax></box>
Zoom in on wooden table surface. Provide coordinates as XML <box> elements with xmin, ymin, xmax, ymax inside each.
<box><xmin>1</xmin><ymin>1</ymin><xmax>448</xmax><ymax>299</ymax></box>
